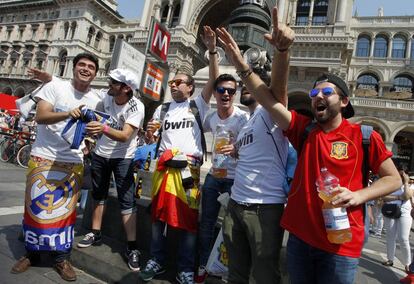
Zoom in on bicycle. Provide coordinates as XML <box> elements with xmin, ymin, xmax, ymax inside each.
<box><xmin>0</xmin><ymin>129</ymin><xmax>35</xmax><ymax>168</ymax></box>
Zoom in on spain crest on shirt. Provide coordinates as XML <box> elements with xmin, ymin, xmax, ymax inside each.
<box><xmin>330</xmin><ymin>142</ymin><xmax>349</xmax><ymax>160</ymax></box>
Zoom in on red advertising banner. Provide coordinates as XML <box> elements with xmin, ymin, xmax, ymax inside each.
<box><xmin>142</xmin><ymin>62</ymin><xmax>164</xmax><ymax>101</ymax></box>
<box><xmin>149</xmin><ymin>21</ymin><xmax>171</xmax><ymax>63</ymax></box>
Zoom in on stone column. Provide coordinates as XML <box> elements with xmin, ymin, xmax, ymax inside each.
<box><xmin>290</xmin><ymin>0</ymin><xmax>298</xmax><ymax>25</ymax></box>
<box><xmin>336</xmin><ymin>0</ymin><xmax>347</xmax><ymax>23</ymax></box>
<box><xmin>308</xmin><ymin>0</ymin><xmax>315</xmax><ymax>26</ymax></box>
<box><xmin>388</xmin><ymin>38</ymin><xmax>393</xmax><ymax>58</ymax></box>
<box><xmin>179</xmin><ymin>0</ymin><xmax>191</xmax><ymax>26</ymax></box>
<box><xmin>277</xmin><ymin>0</ymin><xmax>286</xmax><ymax>21</ymax></box>
<box><xmin>406</xmin><ymin>38</ymin><xmax>412</xmax><ymax>59</ymax></box>
<box><xmin>166</xmin><ymin>0</ymin><xmax>174</xmax><ymax>27</ymax></box>
<box><xmin>139</xmin><ymin>0</ymin><xmax>152</xmax><ymax>28</ymax></box>
<box><xmin>370</xmin><ymin>34</ymin><xmax>375</xmax><ymax>57</ymax></box>
<box><xmin>154</xmin><ymin>3</ymin><xmax>161</xmax><ymax>22</ymax></box>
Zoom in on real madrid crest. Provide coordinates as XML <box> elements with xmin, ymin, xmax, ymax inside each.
<box><xmin>330</xmin><ymin>142</ymin><xmax>349</xmax><ymax>160</ymax></box>
<box><xmin>25</xmin><ymin>165</ymin><xmax>81</xmax><ymax>224</ymax></box>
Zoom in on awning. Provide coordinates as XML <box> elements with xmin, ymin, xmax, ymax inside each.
<box><xmin>0</xmin><ymin>93</ymin><xmax>19</xmax><ymax>115</ymax></box>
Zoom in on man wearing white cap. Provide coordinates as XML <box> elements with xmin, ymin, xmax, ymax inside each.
<box><xmin>77</xmin><ymin>68</ymin><xmax>145</xmax><ymax>272</ymax></box>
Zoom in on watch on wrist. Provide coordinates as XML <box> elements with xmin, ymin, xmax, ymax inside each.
<box><xmin>236</xmin><ymin>68</ymin><xmax>253</xmax><ymax>80</ymax></box>
<box><xmin>209</xmin><ymin>50</ymin><xmax>218</xmax><ymax>55</ymax></box>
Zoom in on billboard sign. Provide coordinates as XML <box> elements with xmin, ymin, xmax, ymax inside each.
<box><xmin>110</xmin><ymin>38</ymin><xmax>146</xmax><ymax>86</ymax></box>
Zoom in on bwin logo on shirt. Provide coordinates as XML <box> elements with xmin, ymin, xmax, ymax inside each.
<box><xmin>164</xmin><ymin>118</ymin><xmax>195</xmax><ymax>130</ymax></box>
<box><xmin>235</xmin><ymin>132</ymin><xmax>253</xmax><ymax>149</ymax></box>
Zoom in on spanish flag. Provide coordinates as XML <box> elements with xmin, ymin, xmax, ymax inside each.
<box><xmin>151</xmin><ymin>149</ymin><xmax>200</xmax><ymax>233</ymax></box>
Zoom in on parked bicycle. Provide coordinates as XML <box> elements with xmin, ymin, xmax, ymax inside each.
<box><xmin>0</xmin><ymin>128</ymin><xmax>35</xmax><ymax>168</ymax></box>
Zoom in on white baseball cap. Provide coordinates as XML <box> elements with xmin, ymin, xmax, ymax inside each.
<box><xmin>108</xmin><ymin>68</ymin><xmax>140</xmax><ymax>90</ymax></box>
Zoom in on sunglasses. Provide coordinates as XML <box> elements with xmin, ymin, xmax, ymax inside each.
<box><xmin>309</xmin><ymin>87</ymin><xmax>337</xmax><ymax>98</ymax></box>
<box><xmin>216</xmin><ymin>86</ymin><xmax>237</xmax><ymax>95</ymax></box>
<box><xmin>168</xmin><ymin>79</ymin><xmax>189</xmax><ymax>87</ymax></box>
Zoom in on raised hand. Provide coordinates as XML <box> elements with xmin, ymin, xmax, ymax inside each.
<box><xmin>201</xmin><ymin>25</ymin><xmax>217</xmax><ymax>52</ymax></box>
<box><xmin>264</xmin><ymin>7</ymin><xmax>295</xmax><ymax>51</ymax></box>
<box><xmin>216</xmin><ymin>27</ymin><xmax>249</xmax><ymax>71</ymax></box>
<box><xmin>27</xmin><ymin>67</ymin><xmax>52</xmax><ymax>83</ymax></box>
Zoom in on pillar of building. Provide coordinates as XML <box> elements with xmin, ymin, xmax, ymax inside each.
<box><xmin>139</xmin><ymin>0</ymin><xmax>152</xmax><ymax>28</ymax></box>
<box><xmin>336</xmin><ymin>0</ymin><xmax>347</xmax><ymax>23</ymax></box>
<box><xmin>290</xmin><ymin>0</ymin><xmax>298</xmax><ymax>25</ymax></box>
<box><xmin>277</xmin><ymin>0</ymin><xmax>286</xmax><ymax>22</ymax></box>
<box><xmin>406</xmin><ymin>38</ymin><xmax>412</xmax><ymax>59</ymax></box>
<box><xmin>370</xmin><ymin>35</ymin><xmax>375</xmax><ymax>57</ymax></box>
<box><xmin>179</xmin><ymin>0</ymin><xmax>191</xmax><ymax>26</ymax></box>
<box><xmin>387</xmin><ymin>38</ymin><xmax>393</xmax><ymax>58</ymax></box>
<box><xmin>308</xmin><ymin>0</ymin><xmax>315</xmax><ymax>26</ymax></box>
<box><xmin>166</xmin><ymin>0</ymin><xmax>174</xmax><ymax>27</ymax></box>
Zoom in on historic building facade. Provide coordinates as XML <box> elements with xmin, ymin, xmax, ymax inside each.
<box><xmin>0</xmin><ymin>0</ymin><xmax>413</xmax><ymax>170</ymax></box>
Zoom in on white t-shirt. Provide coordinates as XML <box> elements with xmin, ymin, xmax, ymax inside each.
<box><xmin>94</xmin><ymin>95</ymin><xmax>144</xmax><ymax>159</ymax></box>
<box><xmin>231</xmin><ymin>106</ymin><xmax>289</xmax><ymax>204</ymax></box>
<box><xmin>203</xmin><ymin>106</ymin><xmax>248</xmax><ymax>179</ymax></box>
<box><xmin>31</xmin><ymin>80</ymin><xmax>105</xmax><ymax>163</ymax></box>
<box><xmin>389</xmin><ymin>185</ymin><xmax>413</xmax><ymax>210</ymax></box>
<box><xmin>153</xmin><ymin>95</ymin><xmax>209</xmax><ymax>158</ymax></box>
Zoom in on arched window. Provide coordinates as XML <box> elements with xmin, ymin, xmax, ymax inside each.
<box><xmin>63</xmin><ymin>22</ymin><xmax>69</xmax><ymax>39</ymax></box>
<box><xmin>86</xmin><ymin>26</ymin><xmax>95</xmax><ymax>45</ymax></box>
<box><xmin>373</xmin><ymin>35</ymin><xmax>388</xmax><ymax>58</ymax></box>
<box><xmin>392</xmin><ymin>75</ymin><xmax>413</xmax><ymax>93</ymax></box>
<box><xmin>109</xmin><ymin>35</ymin><xmax>115</xmax><ymax>52</ymax></box>
<box><xmin>356</xmin><ymin>36</ymin><xmax>370</xmax><ymax>57</ymax></box>
<box><xmin>58</xmin><ymin>50</ymin><xmax>67</xmax><ymax>77</ymax></box>
<box><xmin>357</xmin><ymin>74</ymin><xmax>379</xmax><ymax>92</ymax></box>
<box><xmin>70</xmin><ymin>22</ymin><xmax>77</xmax><ymax>39</ymax></box>
<box><xmin>171</xmin><ymin>4</ymin><xmax>181</xmax><ymax>27</ymax></box>
<box><xmin>392</xmin><ymin>35</ymin><xmax>406</xmax><ymax>59</ymax></box>
<box><xmin>296</xmin><ymin>0</ymin><xmax>311</xmax><ymax>26</ymax></box>
<box><xmin>161</xmin><ymin>5</ymin><xmax>169</xmax><ymax>24</ymax></box>
<box><xmin>94</xmin><ymin>31</ymin><xmax>102</xmax><ymax>49</ymax></box>
<box><xmin>312</xmin><ymin>0</ymin><xmax>328</xmax><ymax>25</ymax></box>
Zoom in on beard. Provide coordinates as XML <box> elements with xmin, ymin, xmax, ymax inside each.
<box><xmin>240</xmin><ymin>96</ymin><xmax>256</xmax><ymax>106</ymax></box>
<box><xmin>312</xmin><ymin>100</ymin><xmax>341</xmax><ymax>124</ymax></box>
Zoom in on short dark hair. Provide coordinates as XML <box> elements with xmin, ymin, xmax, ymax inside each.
<box><xmin>73</xmin><ymin>52</ymin><xmax>99</xmax><ymax>72</ymax></box>
<box><xmin>177</xmin><ymin>73</ymin><xmax>195</xmax><ymax>95</ymax></box>
<box><xmin>213</xmin><ymin>74</ymin><xmax>237</xmax><ymax>89</ymax></box>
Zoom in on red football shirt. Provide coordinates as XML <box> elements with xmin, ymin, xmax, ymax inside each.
<box><xmin>281</xmin><ymin>111</ymin><xmax>392</xmax><ymax>257</ymax></box>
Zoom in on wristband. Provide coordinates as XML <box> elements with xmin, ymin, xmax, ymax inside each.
<box><xmin>236</xmin><ymin>68</ymin><xmax>253</xmax><ymax>80</ymax></box>
<box><xmin>103</xmin><ymin>124</ymin><xmax>109</xmax><ymax>134</ymax></box>
<box><xmin>276</xmin><ymin>47</ymin><xmax>289</xmax><ymax>53</ymax></box>
<box><xmin>209</xmin><ymin>50</ymin><xmax>218</xmax><ymax>55</ymax></box>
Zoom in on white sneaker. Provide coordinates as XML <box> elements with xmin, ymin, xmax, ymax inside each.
<box><xmin>176</xmin><ymin>271</ymin><xmax>194</xmax><ymax>284</ymax></box>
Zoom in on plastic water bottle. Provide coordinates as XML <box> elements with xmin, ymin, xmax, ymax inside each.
<box><xmin>212</xmin><ymin>125</ymin><xmax>230</xmax><ymax>178</ymax></box>
<box><xmin>316</xmin><ymin>167</ymin><xmax>352</xmax><ymax>244</ymax></box>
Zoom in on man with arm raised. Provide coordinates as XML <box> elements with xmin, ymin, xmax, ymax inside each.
<box><xmin>217</xmin><ymin>6</ymin><xmax>401</xmax><ymax>284</ymax></box>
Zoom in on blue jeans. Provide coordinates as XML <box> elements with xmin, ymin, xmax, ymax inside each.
<box><xmin>287</xmin><ymin>234</ymin><xmax>359</xmax><ymax>284</ymax></box>
<box><xmin>199</xmin><ymin>174</ymin><xmax>233</xmax><ymax>267</ymax></box>
<box><xmin>150</xmin><ymin>220</ymin><xmax>197</xmax><ymax>272</ymax></box>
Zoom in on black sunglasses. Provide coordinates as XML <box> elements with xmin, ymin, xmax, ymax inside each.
<box><xmin>108</xmin><ymin>78</ymin><xmax>123</xmax><ymax>85</ymax></box>
<box><xmin>216</xmin><ymin>86</ymin><xmax>236</xmax><ymax>95</ymax></box>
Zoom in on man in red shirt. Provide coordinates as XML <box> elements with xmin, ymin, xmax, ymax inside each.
<box><xmin>217</xmin><ymin>5</ymin><xmax>402</xmax><ymax>284</ymax></box>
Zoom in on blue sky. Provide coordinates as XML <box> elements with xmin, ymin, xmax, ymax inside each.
<box><xmin>117</xmin><ymin>0</ymin><xmax>414</xmax><ymax>20</ymax></box>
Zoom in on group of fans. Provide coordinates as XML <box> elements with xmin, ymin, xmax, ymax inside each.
<box><xmin>8</xmin><ymin>5</ymin><xmax>414</xmax><ymax>284</ymax></box>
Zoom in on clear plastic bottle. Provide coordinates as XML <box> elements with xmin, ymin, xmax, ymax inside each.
<box><xmin>316</xmin><ymin>167</ymin><xmax>352</xmax><ymax>244</ymax></box>
<box><xmin>212</xmin><ymin>125</ymin><xmax>230</xmax><ymax>178</ymax></box>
